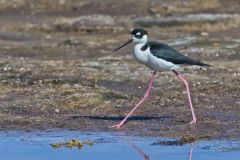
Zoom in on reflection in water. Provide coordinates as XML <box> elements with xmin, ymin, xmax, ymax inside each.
<box><xmin>188</xmin><ymin>143</ymin><xmax>193</xmax><ymax>160</ymax></box>
<box><xmin>116</xmin><ymin>130</ymin><xmax>194</xmax><ymax>160</ymax></box>
<box><xmin>131</xmin><ymin>143</ymin><xmax>193</xmax><ymax>160</ymax></box>
<box><xmin>131</xmin><ymin>143</ymin><xmax>150</xmax><ymax>160</ymax></box>
<box><xmin>114</xmin><ymin>131</ymin><xmax>151</xmax><ymax>159</ymax></box>
<box><xmin>129</xmin><ymin>142</ymin><xmax>194</xmax><ymax>160</ymax></box>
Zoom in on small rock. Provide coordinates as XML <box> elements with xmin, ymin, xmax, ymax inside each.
<box><xmin>201</xmin><ymin>32</ymin><xmax>209</xmax><ymax>36</ymax></box>
<box><xmin>46</xmin><ymin>35</ymin><xmax>52</xmax><ymax>39</ymax></box>
<box><xmin>105</xmin><ymin>101</ymin><xmax>110</xmax><ymax>104</ymax></box>
<box><xmin>20</xmin><ymin>67</ymin><xmax>25</xmax><ymax>71</ymax></box>
<box><xmin>59</xmin><ymin>0</ymin><xmax>66</xmax><ymax>5</ymax></box>
<box><xmin>3</xmin><ymin>67</ymin><xmax>12</xmax><ymax>71</ymax></box>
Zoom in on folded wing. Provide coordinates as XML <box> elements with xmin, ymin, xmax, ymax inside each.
<box><xmin>149</xmin><ymin>42</ymin><xmax>211</xmax><ymax>67</ymax></box>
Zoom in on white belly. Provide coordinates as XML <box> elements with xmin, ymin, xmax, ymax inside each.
<box><xmin>148</xmin><ymin>53</ymin><xmax>180</xmax><ymax>71</ymax></box>
<box><xmin>133</xmin><ymin>43</ymin><xmax>179</xmax><ymax>72</ymax></box>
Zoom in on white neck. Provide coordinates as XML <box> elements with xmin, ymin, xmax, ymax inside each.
<box><xmin>133</xmin><ymin>42</ymin><xmax>149</xmax><ymax>65</ymax></box>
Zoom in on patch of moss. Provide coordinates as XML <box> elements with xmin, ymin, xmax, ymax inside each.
<box><xmin>103</xmin><ymin>91</ymin><xmax>129</xmax><ymax>100</ymax></box>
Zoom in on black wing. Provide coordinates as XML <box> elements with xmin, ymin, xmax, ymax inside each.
<box><xmin>148</xmin><ymin>42</ymin><xmax>211</xmax><ymax>67</ymax></box>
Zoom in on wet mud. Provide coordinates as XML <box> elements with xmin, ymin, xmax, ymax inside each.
<box><xmin>0</xmin><ymin>0</ymin><xmax>240</xmax><ymax>140</ymax></box>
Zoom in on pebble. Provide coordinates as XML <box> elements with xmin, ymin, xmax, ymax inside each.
<box><xmin>201</xmin><ymin>32</ymin><xmax>209</xmax><ymax>36</ymax></box>
<box><xmin>3</xmin><ymin>67</ymin><xmax>12</xmax><ymax>71</ymax></box>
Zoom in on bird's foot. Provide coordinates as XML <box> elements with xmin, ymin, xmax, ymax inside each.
<box><xmin>189</xmin><ymin>119</ymin><xmax>197</xmax><ymax>124</ymax></box>
<box><xmin>108</xmin><ymin>123</ymin><xmax>124</xmax><ymax>129</ymax></box>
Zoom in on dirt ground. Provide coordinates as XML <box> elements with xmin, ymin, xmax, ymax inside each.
<box><xmin>0</xmin><ymin>0</ymin><xmax>240</xmax><ymax>140</ymax></box>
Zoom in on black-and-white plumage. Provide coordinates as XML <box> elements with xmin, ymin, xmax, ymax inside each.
<box><xmin>114</xmin><ymin>28</ymin><xmax>211</xmax><ymax>72</ymax></box>
<box><xmin>144</xmin><ymin>41</ymin><xmax>211</xmax><ymax>67</ymax></box>
<box><xmin>109</xmin><ymin>28</ymin><xmax>211</xmax><ymax>129</ymax></box>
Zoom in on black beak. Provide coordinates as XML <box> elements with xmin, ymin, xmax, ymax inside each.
<box><xmin>114</xmin><ymin>39</ymin><xmax>133</xmax><ymax>51</ymax></box>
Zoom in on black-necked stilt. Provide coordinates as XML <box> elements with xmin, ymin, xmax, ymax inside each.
<box><xmin>109</xmin><ymin>28</ymin><xmax>211</xmax><ymax>129</ymax></box>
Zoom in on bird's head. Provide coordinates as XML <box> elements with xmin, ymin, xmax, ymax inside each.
<box><xmin>114</xmin><ymin>28</ymin><xmax>148</xmax><ymax>51</ymax></box>
<box><xmin>131</xmin><ymin>28</ymin><xmax>148</xmax><ymax>44</ymax></box>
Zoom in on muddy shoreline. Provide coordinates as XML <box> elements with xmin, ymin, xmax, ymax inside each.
<box><xmin>0</xmin><ymin>0</ymin><xmax>240</xmax><ymax>140</ymax></box>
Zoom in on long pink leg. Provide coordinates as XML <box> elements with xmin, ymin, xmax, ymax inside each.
<box><xmin>173</xmin><ymin>70</ymin><xmax>196</xmax><ymax>124</ymax></box>
<box><xmin>109</xmin><ymin>71</ymin><xmax>156</xmax><ymax>129</ymax></box>
<box><xmin>131</xmin><ymin>143</ymin><xmax>150</xmax><ymax>160</ymax></box>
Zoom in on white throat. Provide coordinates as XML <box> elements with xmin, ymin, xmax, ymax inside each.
<box><xmin>133</xmin><ymin>42</ymin><xmax>149</xmax><ymax>65</ymax></box>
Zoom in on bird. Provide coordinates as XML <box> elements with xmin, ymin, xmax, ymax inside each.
<box><xmin>109</xmin><ymin>28</ymin><xmax>211</xmax><ymax>129</ymax></box>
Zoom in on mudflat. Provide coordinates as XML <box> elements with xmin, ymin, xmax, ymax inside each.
<box><xmin>0</xmin><ymin>0</ymin><xmax>240</xmax><ymax>140</ymax></box>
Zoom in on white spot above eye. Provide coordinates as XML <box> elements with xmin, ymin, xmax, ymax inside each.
<box><xmin>136</xmin><ymin>32</ymin><xmax>141</xmax><ymax>36</ymax></box>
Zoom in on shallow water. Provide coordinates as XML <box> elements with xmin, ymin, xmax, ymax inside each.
<box><xmin>0</xmin><ymin>131</ymin><xmax>239</xmax><ymax>160</ymax></box>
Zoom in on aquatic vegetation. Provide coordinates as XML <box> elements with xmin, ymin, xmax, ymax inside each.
<box><xmin>50</xmin><ymin>138</ymin><xmax>93</xmax><ymax>149</ymax></box>
<box><xmin>152</xmin><ymin>136</ymin><xmax>197</xmax><ymax>146</ymax></box>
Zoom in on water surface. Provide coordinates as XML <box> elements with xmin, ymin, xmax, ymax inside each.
<box><xmin>0</xmin><ymin>131</ymin><xmax>239</xmax><ymax>160</ymax></box>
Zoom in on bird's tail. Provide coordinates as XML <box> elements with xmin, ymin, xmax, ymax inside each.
<box><xmin>192</xmin><ymin>60</ymin><xmax>213</xmax><ymax>68</ymax></box>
